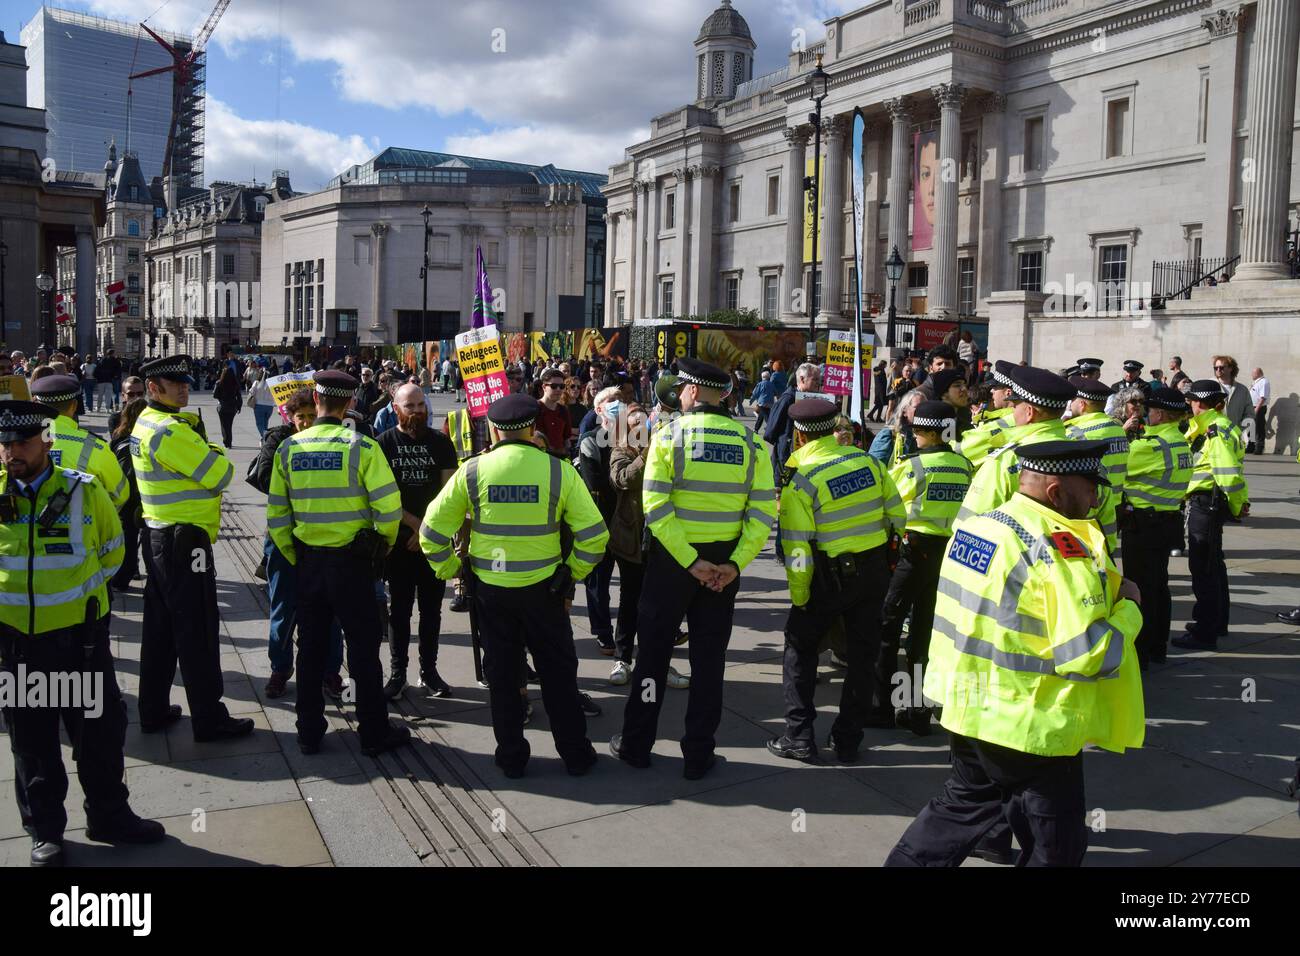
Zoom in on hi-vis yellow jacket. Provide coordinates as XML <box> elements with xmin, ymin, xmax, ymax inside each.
<box><xmin>925</xmin><ymin>492</ymin><xmax>1145</xmax><ymax>756</ymax></box>
<box><xmin>420</xmin><ymin>438</ymin><xmax>608</xmax><ymax>587</ymax></box>
<box><xmin>888</xmin><ymin>446</ymin><xmax>974</xmax><ymax>537</ymax></box>
<box><xmin>779</xmin><ymin>434</ymin><xmax>905</xmax><ymax>606</ymax></box>
<box><xmin>956</xmin><ymin>417</ymin><xmax>1067</xmax><ymax>523</ymax></box>
<box><xmin>1124</xmin><ymin>421</ymin><xmax>1192</xmax><ymax>513</ymax></box>
<box><xmin>51</xmin><ymin>414</ymin><xmax>129</xmax><ymax>510</ymax></box>
<box><xmin>1185</xmin><ymin>408</ymin><xmax>1249</xmax><ymax>516</ymax></box>
<box><xmin>447</xmin><ymin>408</ymin><xmax>475</xmax><ymax>463</ymax></box>
<box><xmin>955</xmin><ymin>406</ymin><xmax>1014</xmax><ymax>469</ymax></box>
<box><xmin>642</xmin><ymin>407</ymin><xmax>776</xmax><ymax>571</ymax></box>
<box><xmin>131</xmin><ymin>403</ymin><xmax>233</xmax><ymax>542</ymax></box>
<box><xmin>0</xmin><ymin>467</ymin><xmax>123</xmax><ymax>635</ymax></box>
<box><xmin>1065</xmin><ymin>411</ymin><xmax>1129</xmax><ymax>552</ymax></box>
<box><xmin>267</xmin><ymin>419</ymin><xmax>402</xmax><ymax>564</ymax></box>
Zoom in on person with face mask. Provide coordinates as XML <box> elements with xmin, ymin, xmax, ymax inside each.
<box><xmin>885</xmin><ymin>439</ymin><xmax>1145</xmax><ymax>867</ymax></box>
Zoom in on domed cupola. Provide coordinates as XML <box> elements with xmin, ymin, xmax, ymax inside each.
<box><xmin>694</xmin><ymin>1</ymin><xmax>755</xmax><ymax>105</ymax></box>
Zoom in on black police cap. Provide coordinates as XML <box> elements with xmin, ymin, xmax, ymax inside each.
<box><xmin>140</xmin><ymin>354</ymin><xmax>195</xmax><ymax>383</ymax></box>
<box><xmin>789</xmin><ymin>398</ymin><xmax>839</xmax><ymax>433</ymax></box>
<box><xmin>1067</xmin><ymin>375</ymin><xmax>1114</xmax><ymax>404</ymax></box>
<box><xmin>1122</xmin><ymin>359</ymin><xmax>1144</xmax><ymax>372</ymax></box>
<box><xmin>1002</xmin><ymin>364</ymin><xmax>1075</xmax><ymax>409</ymax></box>
<box><xmin>912</xmin><ymin>400</ymin><xmax>955</xmax><ymax>431</ymax></box>
<box><xmin>674</xmin><ymin>357</ymin><xmax>731</xmax><ymax>390</ymax></box>
<box><xmin>30</xmin><ymin>374</ymin><xmax>80</xmax><ymax>406</ymax></box>
<box><xmin>488</xmin><ymin>393</ymin><xmax>540</xmax><ymax>431</ymax></box>
<box><xmin>1187</xmin><ymin>379</ymin><xmax>1226</xmax><ymax>403</ymax></box>
<box><xmin>991</xmin><ymin>359</ymin><xmax>1016</xmax><ymax>388</ymax></box>
<box><xmin>1076</xmin><ymin>357</ymin><xmax>1104</xmax><ymax>372</ymax></box>
<box><xmin>1147</xmin><ymin>386</ymin><xmax>1189</xmax><ymax>411</ymax></box>
<box><xmin>0</xmin><ymin>400</ymin><xmax>53</xmax><ymax>442</ymax></box>
<box><xmin>1015</xmin><ymin>438</ymin><xmax>1111</xmax><ymax>485</ymax></box>
<box><xmin>314</xmin><ymin>369</ymin><xmax>358</xmax><ymax>398</ymax></box>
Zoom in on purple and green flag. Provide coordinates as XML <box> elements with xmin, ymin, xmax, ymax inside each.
<box><xmin>471</xmin><ymin>245</ymin><xmax>497</xmax><ymax>329</ymax></box>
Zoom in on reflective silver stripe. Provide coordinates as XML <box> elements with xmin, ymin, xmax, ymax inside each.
<box><xmin>782</xmin><ymin>529</ymin><xmax>817</xmax><ymax>542</ymax></box>
<box><xmin>76</xmin><ymin>435</ymin><xmax>94</xmax><ymax>470</ymax></box>
<box><xmin>815</xmin><ymin>520</ymin><xmax>884</xmax><ymax>543</ymax></box>
<box><xmin>742</xmin><ymin>508</ymin><xmax>776</xmax><ymax>529</ymax></box>
<box><xmin>1129</xmin><ymin>474</ymin><xmax>1185</xmax><ymax>491</ymax></box>
<box><xmin>426</xmin><ymin>548</ymin><xmax>452</xmax><ymax>563</ymax></box>
<box><xmin>0</xmin><ymin>570</ymin><xmax>107</xmax><ymax>607</ymax></box>
<box><xmin>288</xmin><ymin>485</ymin><xmax>361</xmax><ymax>500</ymax></box>
<box><xmin>807</xmin><ymin>451</ymin><xmax>869</xmax><ymax>480</ymax></box>
<box><xmin>1053</xmin><ymin>618</ymin><xmax>1119</xmax><ymax>670</ymax></box>
<box><xmin>938</xmin><ymin>567</ymin><xmax>1045</xmax><ymax>637</ymax></box>
<box><xmin>784</xmin><ymin>554</ymin><xmax>806</xmax><ymax>570</ymax></box>
<box><xmin>572</xmin><ymin>547</ymin><xmax>603</xmax><ymax>563</ymax></box>
<box><xmin>645</xmin><ymin>502</ymin><xmax>675</xmax><ymax>524</ymax></box>
<box><xmin>0</xmin><ymin>554</ymin><xmax>87</xmax><ymax>571</ymax></box>
<box><xmin>101</xmin><ymin>556</ymin><xmax>123</xmax><ymax>578</ymax></box>
<box><xmin>266</xmin><ymin>514</ymin><xmax>293</xmax><ymax>529</ymax></box>
<box><xmin>293</xmin><ymin>509</ymin><xmax>373</xmax><ymax>523</ymax></box>
<box><xmin>907</xmin><ymin>456</ymin><xmax>927</xmax><ymax>522</ymax></box>
<box><xmin>369</xmin><ymin>482</ymin><xmax>399</xmax><ymax>500</ymax></box>
<box><xmin>373</xmin><ymin>508</ymin><xmax>403</xmax><ymax>524</ymax></box>
<box><xmin>109</xmin><ymin>474</ymin><xmax>128</xmax><ymax>500</ymax></box>
<box><xmin>643</xmin><ymin>480</ymin><xmax>674</xmax><ymax>494</ymax></box>
<box><xmin>1100</xmin><ymin>521</ymin><xmax>1117</xmax><ymax>537</ymax></box>
<box><xmin>1221</xmin><ymin>482</ymin><xmax>1246</xmax><ymax>494</ymax></box>
<box><xmin>822</xmin><ymin>498</ymin><xmax>884</xmax><ymax>523</ymax></box>
<box><xmin>465</xmin><ymin>458</ymin><xmax>482</xmax><ymax>522</ymax></box>
<box><xmin>676</xmin><ymin>507</ymin><xmax>743</xmax><ymax>523</ymax></box>
<box><xmin>141</xmin><ymin>488</ymin><xmax>220</xmax><ymax>505</ymax></box>
<box><xmin>476</xmin><ymin>522</ymin><xmax>559</xmax><ymax>537</ymax></box>
<box><xmin>676</xmin><ymin>478</ymin><xmax>750</xmax><ymax>494</ymax></box>
<box><xmin>748</xmin><ymin>488</ymin><xmax>777</xmax><ymax>502</ymax></box>
<box><xmin>573</xmin><ymin>521</ymin><xmax>605</xmax><ymax>542</ymax></box>
<box><xmin>99</xmin><ymin>534</ymin><xmax>124</xmax><ymax>555</ymax></box>
<box><xmin>790</xmin><ymin>472</ymin><xmax>818</xmax><ymax>501</ymax></box>
<box><xmin>136</xmin><ymin>467</ymin><xmax>191</xmax><ymax>483</ymax></box>
<box><xmin>1125</xmin><ymin>488</ymin><xmax>1178</xmax><ymax>506</ymax></box>
<box><xmin>268</xmin><ymin>493</ymin><xmax>290</xmax><ymax>507</ymax></box>
<box><xmin>547</xmin><ymin>455</ymin><xmax>562</xmax><ymax>528</ymax></box>
<box><xmin>932</xmin><ymin>614</ymin><xmax>1054</xmax><ymax>678</ymax></box>
<box><xmin>192</xmin><ymin>450</ymin><xmax>222</xmax><ymax>485</ymax></box>
<box><xmin>347</xmin><ymin>436</ymin><xmax>363</xmax><ymax>497</ymax></box>
<box><xmin>883</xmin><ymin>494</ymin><xmax>903</xmax><ymax>511</ymax></box>
<box><xmin>469</xmin><ymin>555</ymin><xmax>559</xmax><ymax>572</ymax></box>
<box><xmin>1211</xmin><ymin>467</ymin><xmax>1241</xmax><ymax>476</ymax></box>
<box><xmin>420</xmin><ymin>524</ymin><xmax>452</xmax><ymax>546</ymax></box>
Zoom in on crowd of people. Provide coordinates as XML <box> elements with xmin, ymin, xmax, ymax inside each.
<box><xmin>0</xmin><ymin>332</ymin><xmax>1293</xmax><ymax>869</ymax></box>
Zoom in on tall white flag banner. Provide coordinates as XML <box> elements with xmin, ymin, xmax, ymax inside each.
<box><xmin>849</xmin><ymin>110</ymin><xmax>872</xmax><ymax>424</ymax></box>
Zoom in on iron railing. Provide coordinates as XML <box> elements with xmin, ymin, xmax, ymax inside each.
<box><xmin>1150</xmin><ymin>255</ymin><xmax>1238</xmax><ymax>309</ymax></box>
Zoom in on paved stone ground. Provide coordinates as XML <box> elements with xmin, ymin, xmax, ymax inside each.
<box><xmin>2</xmin><ymin>389</ymin><xmax>1298</xmax><ymax>867</ymax></box>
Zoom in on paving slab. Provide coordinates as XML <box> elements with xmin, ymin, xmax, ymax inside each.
<box><xmin>298</xmin><ymin>773</ymin><xmax>423</xmax><ymax>867</ymax></box>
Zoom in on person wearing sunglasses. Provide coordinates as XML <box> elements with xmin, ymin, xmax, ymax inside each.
<box><xmin>536</xmin><ymin>369</ymin><xmax>571</xmax><ymax>454</ymax></box>
<box><xmin>106</xmin><ymin>377</ymin><xmax>145</xmax><ymax>435</ymax></box>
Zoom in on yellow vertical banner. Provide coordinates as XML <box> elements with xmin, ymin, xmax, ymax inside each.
<box><xmin>802</xmin><ymin>153</ymin><xmax>825</xmax><ymax>264</ymax></box>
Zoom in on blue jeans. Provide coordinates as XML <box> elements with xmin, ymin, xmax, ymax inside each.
<box><xmin>265</xmin><ymin>536</ymin><xmax>343</xmax><ymax>676</ymax></box>
<box><xmin>584</xmin><ymin>551</ymin><xmax>615</xmax><ymax>639</ymax></box>
<box><xmin>253</xmin><ymin>404</ymin><xmax>274</xmax><ymax>436</ymax></box>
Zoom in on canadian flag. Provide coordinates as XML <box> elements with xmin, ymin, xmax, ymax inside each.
<box><xmin>54</xmin><ymin>292</ymin><xmax>74</xmax><ymax>324</ymax></box>
<box><xmin>105</xmin><ymin>279</ymin><xmax>128</xmax><ymax>315</ymax></box>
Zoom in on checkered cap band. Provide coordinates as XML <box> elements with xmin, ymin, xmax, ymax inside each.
<box><xmin>0</xmin><ymin>409</ymin><xmax>48</xmax><ymax>430</ymax></box>
<box><xmin>315</xmin><ymin>383</ymin><xmax>355</xmax><ymax>398</ymax></box>
<box><xmin>1148</xmin><ymin>393</ymin><xmax>1186</xmax><ymax>410</ymax></box>
<box><xmin>145</xmin><ymin>360</ymin><xmax>190</xmax><ymax>379</ymax></box>
<box><xmin>491</xmin><ymin>416</ymin><xmax>536</xmax><ymax>431</ymax></box>
<box><xmin>793</xmin><ymin>413</ymin><xmax>837</xmax><ymax>433</ymax></box>
<box><xmin>676</xmin><ymin>370</ymin><xmax>728</xmax><ymax>390</ymax></box>
<box><xmin>1009</xmin><ymin>382</ymin><xmax>1069</xmax><ymax>409</ymax></box>
<box><xmin>33</xmin><ymin>388</ymin><xmax>78</xmax><ymax>405</ymax></box>
<box><xmin>1018</xmin><ymin>454</ymin><xmax>1104</xmax><ymax>476</ymax></box>
<box><xmin>1189</xmin><ymin>385</ymin><xmax>1224</xmax><ymax>401</ymax></box>
<box><xmin>991</xmin><ymin>368</ymin><xmax>1014</xmax><ymax>387</ymax></box>
<box><xmin>911</xmin><ymin>415</ymin><xmax>954</xmax><ymax>430</ymax></box>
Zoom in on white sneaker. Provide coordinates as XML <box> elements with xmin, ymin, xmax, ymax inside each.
<box><xmin>667</xmin><ymin>665</ymin><xmax>690</xmax><ymax>689</ymax></box>
<box><xmin>609</xmin><ymin>660</ymin><xmax>632</xmax><ymax>685</ymax></box>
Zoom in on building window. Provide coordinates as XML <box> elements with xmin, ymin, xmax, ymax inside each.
<box><xmin>488</xmin><ymin>241</ymin><xmax>500</xmax><ymax>265</ymax></box>
<box><xmin>908</xmin><ymin>264</ymin><xmax>929</xmax><ymax>290</ymax></box>
<box><xmin>958</xmin><ymin>257</ymin><xmax>975</xmax><ymax>315</ymax></box>
<box><xmin>697</xmin><ymin>55</ymin><xmax>705</xmax><ymax>100</ymax></box>
<box><xmin>432</xmin><ymin>235</ymin><xmax>450</xmax><ymax>263</ymax></box>
<box><xmin>616</xmin><ymin>295</ymin><xmax>626</xmax><ymax>325</ymax></box>
<box><xmin>127</xmin><ymin>273</ymin><xmax>140</xmax><ymax>293</ymax></box>
<box><xmin>729</xmin><ymin>182</ymin><xmax>741</xmax><ymax>223</ymax></box>
<box><xmin>1024</xmin><ymin>116</ymin><xmax>1045</xmax><ymax>172</ymax></box>
<box><xmin>127</xmin><ymin>219</ymin><xmax>139</xmax><ymax>237</ymax></box>
<box><xmin>724</xmin><ymin>275</ymin><xmax>739</xmax><ymax>311</ymax></box>
<box><xmin>732</xmin><ymin>52</ymin><xmax>745</xmax><ymax>91</ymax></box>
<box><xmin>304</xmin><ymin>285</ymin><xmax>314</xmax><ymax>330</ymax></box>
<box><xmin>767</xmin><ymin>174</ymin><xmax>780</xmax><ymax>216</ymax></box>
<box><xmin>337</xmin><ymin>311</ymin><xmax>358</xmax><ymax>334</ymax></box>
<box><xmin>1098</xmin><ymin>244</ymin><xmax>1128</xmax><ymax>311</ymax></box>
<box><xmin>712</xmin><ymin>52</ymin><xmax>725</xmax><ymax>97</ymax></box>
<box><xmin>665</xmin><ymin>191</ymin><xmax>676</xmax><ymax>230</ymax></box>
<box><xmin>127</xmin><ymin>247</ymin><xmax>139</xmax><ymax>264</ymax></box>
<box><xmin>293</xmin><ymin>287</ymin><xmax>303</xmax><ymax>332</ymax></box>
<box><xmin>1018</xmin><ymin>251</ymin><xmax>1043</xmax><ymax>292</ymax></box>
<box><xmin>960</xmin><ymin>129</ymin><xmax>979</xmax><ymax>182</ymax></box>
<box><xmin>222</xmin><ymin>254</ymin><xmax>235</xmax><ymax>276</ymax></box>
<box><xmin>660</xmin><ymin>278</ymin><xmax>674</xmax><ymax>317</ymax></box>
<box><xmin>762</xmin><ymin>274</ymin><xmax>779</xmax><ymax>320</ymax></box>
<box><xmin>1105</xmin><ymin>98</ymin><xmax>1129</xmax><ymax>158</ymax></box>
<box><xmin>353</xmin><ymin>237</ymin><xmax>371</xmax><ymax>265</ymax></box>
<box><xmin>1197</xmin><ymin>69</ymin><xmax>1210</xmax><ymax>145</ymax></box>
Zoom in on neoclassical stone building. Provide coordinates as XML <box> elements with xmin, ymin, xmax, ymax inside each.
<box><xmin>605</xmin><ymin>0</ymin><xmax>1300</xmax><ymax>350</ymax></box>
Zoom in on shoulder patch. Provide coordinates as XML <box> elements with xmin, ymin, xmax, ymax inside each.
<box><xmin>948</xmin><ymin>529</ymin><xmax>998</xmax><ymax>574</ymax></box>
<box><xmin>61</xmin><ymin>468</ymin><xmax>97</xmax><ymax>484</ymax></box>
<box><xmin>1206</xmin><ymin>424</ymin><xmax>1218</xmax><ymax>438</ymax></box>
<box><xmin>1050</xmin><ymin>531</ymin><xmax>1088</xmax><ymax>559</ymax></box>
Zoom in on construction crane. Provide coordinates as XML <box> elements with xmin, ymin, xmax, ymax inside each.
<box><xmin>128</xmin><ymin>0</ymin><xmax>231</xmax><ymax>184</ymax></box>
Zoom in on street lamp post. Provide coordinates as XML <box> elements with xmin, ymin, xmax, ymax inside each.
<box><xmin>884</xmin><ymin>245</ymin><xmax>905</xmax><ymax>350</ymax></box>
<box><xmin>804</xmin><ymin>54</ymin><xmax>829</xmax><ymax>351</ymax></box>
<box><xmin>36</xmin><ymin>271</ymin><xmax>54</xmax><ymax>352</ymax></box>
<box><xmin>420</xmin><ymin>204</ymin><xmax>432</xmax><ymax>343</ymax></box>
<box><xmin>0</xmin><ymin>239</ymin><xmax>7</xmax><ymax>349</ymax></box>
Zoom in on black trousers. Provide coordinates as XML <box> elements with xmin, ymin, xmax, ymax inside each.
<box><xmin>385</xmin><ymin>545</ymin><xmax>446</xmax><ymax>677</ymax></box>
<box><xmin>1250</xmin><ymin>405</ymin><xmax>1267</xmax><ymax>454</ymax></box>
<box><xmin>140</xmin><ymin>525</ymin><xmax>230</xmax><ymax>733</ymax></box>
<box><xmin>1</xmin><ymin>622</ymin><xmax>130</xmax><ymax>842</ymax></box>
<box><xmin>476</xmin><ymin>578</ymin><xmax>593</xmax><ymax>773</ymax></box>
<box><xmin>885</xmin><ymin>732</ymin><xmax>1088</xmax><ymax>867</ymax></box>
<box><xmin>876</xmin><ymin>532</ymin><xmax>946</xmax><ymax>713</ymax></box>
<box><xmin>613</xmin><ymin>555</ymin><xmax>645</xmax><ymax>663</ymax></box>
<box><xmin>782</xmin><ymin>547</ymin><xmax>889</xmax><ymax>747</ymax></box>
<box><xmin>1122</xmin><ymin>509</ymin><xmax>1179</xmax><ymax>663</ymax></box>
<box><xmin>1186</xmin><ymin>494</ymin><xmax>1229</xmax><ymax>642</ymax></box>
<box><xmin>110</xmin><ymin>509</ymin><xmax>141</xmax><ymax>589</ymax></box>
<box><xmin>619</xmin><ymin>538</ymin><xmax>741</xmax><ymax>766</ymax></box>
<box><xmin>295</xmin><ymin>547</ymin><xmax>389</xmax><ymax>747</ymax></box>
<box><xmin>216</xmin><ymin>406</ymin><xmax>238</xmax><ymax>448</ymax></box>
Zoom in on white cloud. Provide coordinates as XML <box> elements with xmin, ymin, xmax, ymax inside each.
<box><xmin>445</xmin><ymin>124</ymin><xmax>647</xmax><ymax>174</ymax></box>
<box><xmin>281</xmin><ymin>75</ymin><xmax>295</xmax><ymax>90</ymax></box>
<box><xmin>203</xmin><ymin>98</ymin><xmax>371</xmax><ymax>192</ymax></box>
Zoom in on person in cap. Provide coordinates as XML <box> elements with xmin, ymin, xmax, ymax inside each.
<box><xmin>0</xmin><ymin>401</ymin><xmax>164</xmax><ymax>865</ymax></box>
<box><xmin>1075</xmin><ymin>358</ymin><xmax>1104</xmax><ymax>382</ymax></box>
<box><xmin>768</xmin><ymin>399</ymin><xmax>905</xmax><ymax>763</ymax></box>
<box><xmin>886</xmin><ymin>439</ymin><xmax>1144</xmax><ymax>867</ymax></box>
<box><xmin>872</xmin><ymin>401</ymin><xmax>974</xmax><ymax>736</ymax></box>
<box><xmin>954</xmin><ymin>361</ymin><xmax>1016</xmax><ymax>469</ymax></box>
<box><xmin>956</xmin><ymin>363</ymin><xmax>1075</xmax><ymax>523</ymax></box>
<box><xmin>650</xmin><ymin>371</ymin><xmax>682</xmax><ymax>434</ymax></box>
<box><xmin>1123</xmin><ymin>387</ymin><xmax>1194</xmax><ymax>666</ymax></box>
<box><xmin>1105</xmin><ymin>360</ymin><xmax>1149</xmax><ymax>416</ymax></box>
<box><xmin>267</xmin><ymin>369</ymin><xmax>411</xmax><ymax>757</ymax></box>
<box><xmin>1171</xmin><ymin>380</ymin><xmax>1249</xmax><ymax>652</ymax></box>
<box><xmin>611</xmin><ymin>357</ymin><xmax>776</xmax><ymax>779</ymax></box>
<box><xmin>420</xmin><ymin>393</ymin><xmax>608</xmax><ymax>778</ymax></box>
<box><xmin>1065</xmin><ymin>376</ymin><xmax>1128</xmax><ymax>554</ymax></box>
<box><xmin>131</xmin><ymin>356</ymin><xmax>251</xmax><ymax>743</ymax></box>
<box><xmin>29</xmin><ymin>374</ymin><xmax>129</xmax><ymax>511</ymax></box>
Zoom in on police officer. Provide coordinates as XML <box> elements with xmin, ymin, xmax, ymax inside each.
<box><xmin>1065</xmin><ymin>376</ymin><xmax>1129</xmax><ymax>553</ymax></box>
<box><xmin>29</xmin><ymin>374</ymin><xmax>129</xmax><ymax>510</ymax></box>
<box><xmin>873</xmin><ymin>400</ymin><xmax>973</xmax><ymax>736</ymax></box>
<box><xmin>131</xmin><ymin>355</ymin><xmax>252</xmax><ymax>741</ymax></box>
<box><xmin>611</xmin><ymin>358</ymin><xmax>776</xmax><ymax>780</ymax></box>
<box><xmin>957</xmin><ymin>361</ymin><xmax>1075</xmax><ymax>522</ymax></box>
<box><xmin>267</xmin><ymin>370</ymin><xmax>411</xmax><ymax>756</ymax></box>
<box><xmin>886</xmin><ymin>439</ymin><xmax>1145</xmax><ymax>867</ymax></box>
<box><xmin>1075</xmin><ymin>357</ymin><xmax>1104</xmax><ymax>381</ymax></box>
<box><xmin>1123</xmin><ymin>386</ymin><xmax>1193</xmax><ymax>666</ymax></box>
<box><xmin>0</xmin><ymin>401</ymin><xmax>163</xmax><ymax>865</ymax></box>
<box><xmin>767</xmin><ymin>398</ymin><xmax>904</xmax><ymax>763</ymax></box>
<box><xmin>954</xmin><ymin>368</ymin><xmax>1014</xmax><ymax>469</ymax></box>
<box><xmin>444</xmin><ymin>404</ymin><xmax>488</xmax><ymax>613</ymax></box>
<box><xmin>1105</xmin><ymin>359</ymin><xmax>1150</xmax><ymax>416</ymax></box>
<box><xmin>420</xmin><ymin>393</ymin><xmax>607</xmax><ymax>778</ymax></box>
<box><xmin>1171</xmin><ymin>380</ymin><xmax>1249</xmax><ymax>652</ymax></box>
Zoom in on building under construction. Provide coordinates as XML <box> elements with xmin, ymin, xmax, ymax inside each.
<box><xmin>20</xmin><ymin>5</ymin><xmax>204</xmax><ymax>188</ymax></box>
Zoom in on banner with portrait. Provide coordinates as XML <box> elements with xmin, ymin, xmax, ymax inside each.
<box><xmin>913</xmin><ymin>129</ymin><xmax>938</xmax><ymax>252</ymax></box>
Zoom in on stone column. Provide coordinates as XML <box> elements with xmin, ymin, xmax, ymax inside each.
<box><xmin>781</xmin><ymin>126</ymin><xmax>810</xmax><ymax>323</ymax></box>
<box><xmin>1201</xmin><ymin>8</ymin><xmax>1245</xmax><ymax>261</ymax></box>
<box><xmin>691</xmin><ymin>165</ymin><xmax>718</xmax><ymax>315</ymax></box>
<box><xmin>506</xmin><ymin>225</ymin><xmax>526</xmax><ymax>330</ymax></box>
<box><xmin>547</xmin><ymin>222</ymin><xmax>563</xmax><ymax>329</ymax></box>
<box><xmin>626</xmin><ymin>201</ymin><xmax>639</xmax><ymax>322</ymax></box>
<box><xmin>1234</xmin><ymin>0</ymin><xmax>1300</xmax><ymax>281</ymax></box>
<box><xmin>637</xmin><ymin>183</ymin><xmax>652</xmax><ymax>319</ymax></box>
<box><xmin>861</xmin><ymin>122</ymin><xmax>883</xmax><ymax>306</ymax></box>
<box><xmin>367</xmin><ymin>222</ymin><xmax>388</xmax><ymax>342</ymax></box>
<box><xmin>74</xmin><ymin>226</ymin><xmax>96</xmax><ymax>358</ymax></box>
<box><xmin>976</xmin><ymin>93</ymin><xmax>1007</xmax><ymax>303</ymax></box>
<box><xmin>603</xmin><ymin>213</ymin><xmax>617</xmax><ymax>325</ymax></box>
<box><xmin>885</xmin><ymin>96</ymin><xmax>912</xmax><ymax>283</ymax></box>
<box><xmin>646</xmin><ymin>179</ymin><xmax>662</xmax><ymax>316</ymax></box>
<box><xmin>818</xmin><ymin>116</ymin><xmax>848</xmax><ymax>328</ymax></box>
<box><xmin>460</xmin><ymin>224</ymin><xmax>481</xmax><ymax>323</ymax></box>
<box><xmin>930</xmin><ymin>82</ymin><xmax>965</xmax><ymax>318</ymax></box>
<box><xmin>673</xmin><ymin>170</ymin><xmax>691</xmax><ymax>316</ymax></box>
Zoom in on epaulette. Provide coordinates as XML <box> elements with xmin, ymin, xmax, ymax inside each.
<box><xmin>1206</xmin><ymin>424</ymin><xmax>1218</xmax><ymax>438</ymax></box>
<box><xmin>779</xmin><ymin>464</ymin><xmax>797</xmax><ymax>488</ymax></box>
<box><xmin>61</xmin><ymin>468</ymin><xmax>97</xmax><ymax>485</ymax></box>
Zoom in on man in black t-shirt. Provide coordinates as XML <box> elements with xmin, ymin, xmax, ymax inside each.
<box><xmin>377</xmin><ymin>383</ymin><xmax>459</xmax><ymax>698</ymax></box>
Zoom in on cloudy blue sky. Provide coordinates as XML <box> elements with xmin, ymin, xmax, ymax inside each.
<box><xmin>2</xmin><ymin>0</ymin><xmax>851</xmax><ymax>191</ymax></box>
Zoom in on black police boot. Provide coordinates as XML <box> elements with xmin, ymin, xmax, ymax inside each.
<box><xmin>31</xmin><ymin>840</ymin><xmax>63</xmax><ymax>866</ymax></box>
<box><xmin>383</xmin><ymin>670</ymin><xmax>407</xmax><ymax>700</ymax></box>
<box><xmin>449</xmin><ymin>590</ymin><xmax>468</xmax><ymax>613</ymax></box>
<box><xmin>682</xmin><ymin>754</ymin><xmax>717</xmax><ymax>781</ymax></box>
<box><xmin>361</xmin><ymin>723</ymin><xmax>412</xmax><ymax>757</ymax></box>
<box><xmin>297</xmin><ymin>733</ymin><xmax>322</xmax><ymax>755</ymax></box>
<box><xmin>1171</xmin><ymin>633</ymin><xmax>1217</xmax><ymax>651</ymax></box>
<box><xmin>1277</xmin><ymin>608</ymin><xmax>1300</xmax><ymax>627</ymax></box>
<box><xmin>565</xmin><ymin>746</ymin><xmax>599</xmax><ymax>777</ymax></box>
<box><xmin>902</xmin><ymin>707</ymin><xmax>933</xmax><ymax>737</ymax></box>
<box><xmin>969</xmin><ymin>836</ymin><xmax>1015</xmax><ymax>866</ymax></box>
<box><xmin>193</xmin><ymin>715</ymin><xmax>255</xmax><ymax>743</ymax></box>
<box><xmin>419</xmin><ymin>667</ymin><xmax>452</xmax><ymax>698</ymax></box>
<box><xmin>826</xmin><ymin>733</ymin><xmax>859</xmax><ymax>764</ymax></box>
<box><xmin>609</xmin><ymin>733</ymin><xmax>650</xmax><ymax>769</ymax></box>
<box><xmin>139</xmin><ymin>703</ymin><xmax>183</xmax><ymax>734</ymax></box>
<box><xmin>86</xmin><ymin>809</ymin><xmax>166</xmax><ymax>845</ymax></box>
<box><xmin>766</xmin><ymin>735</ymin><xmax>815</xmax><ymax>761</ymax></box>
<box><xmin>579</xmin><ymin>692</ymin><xmax>602</xmax><ymax>717</ymax></box>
